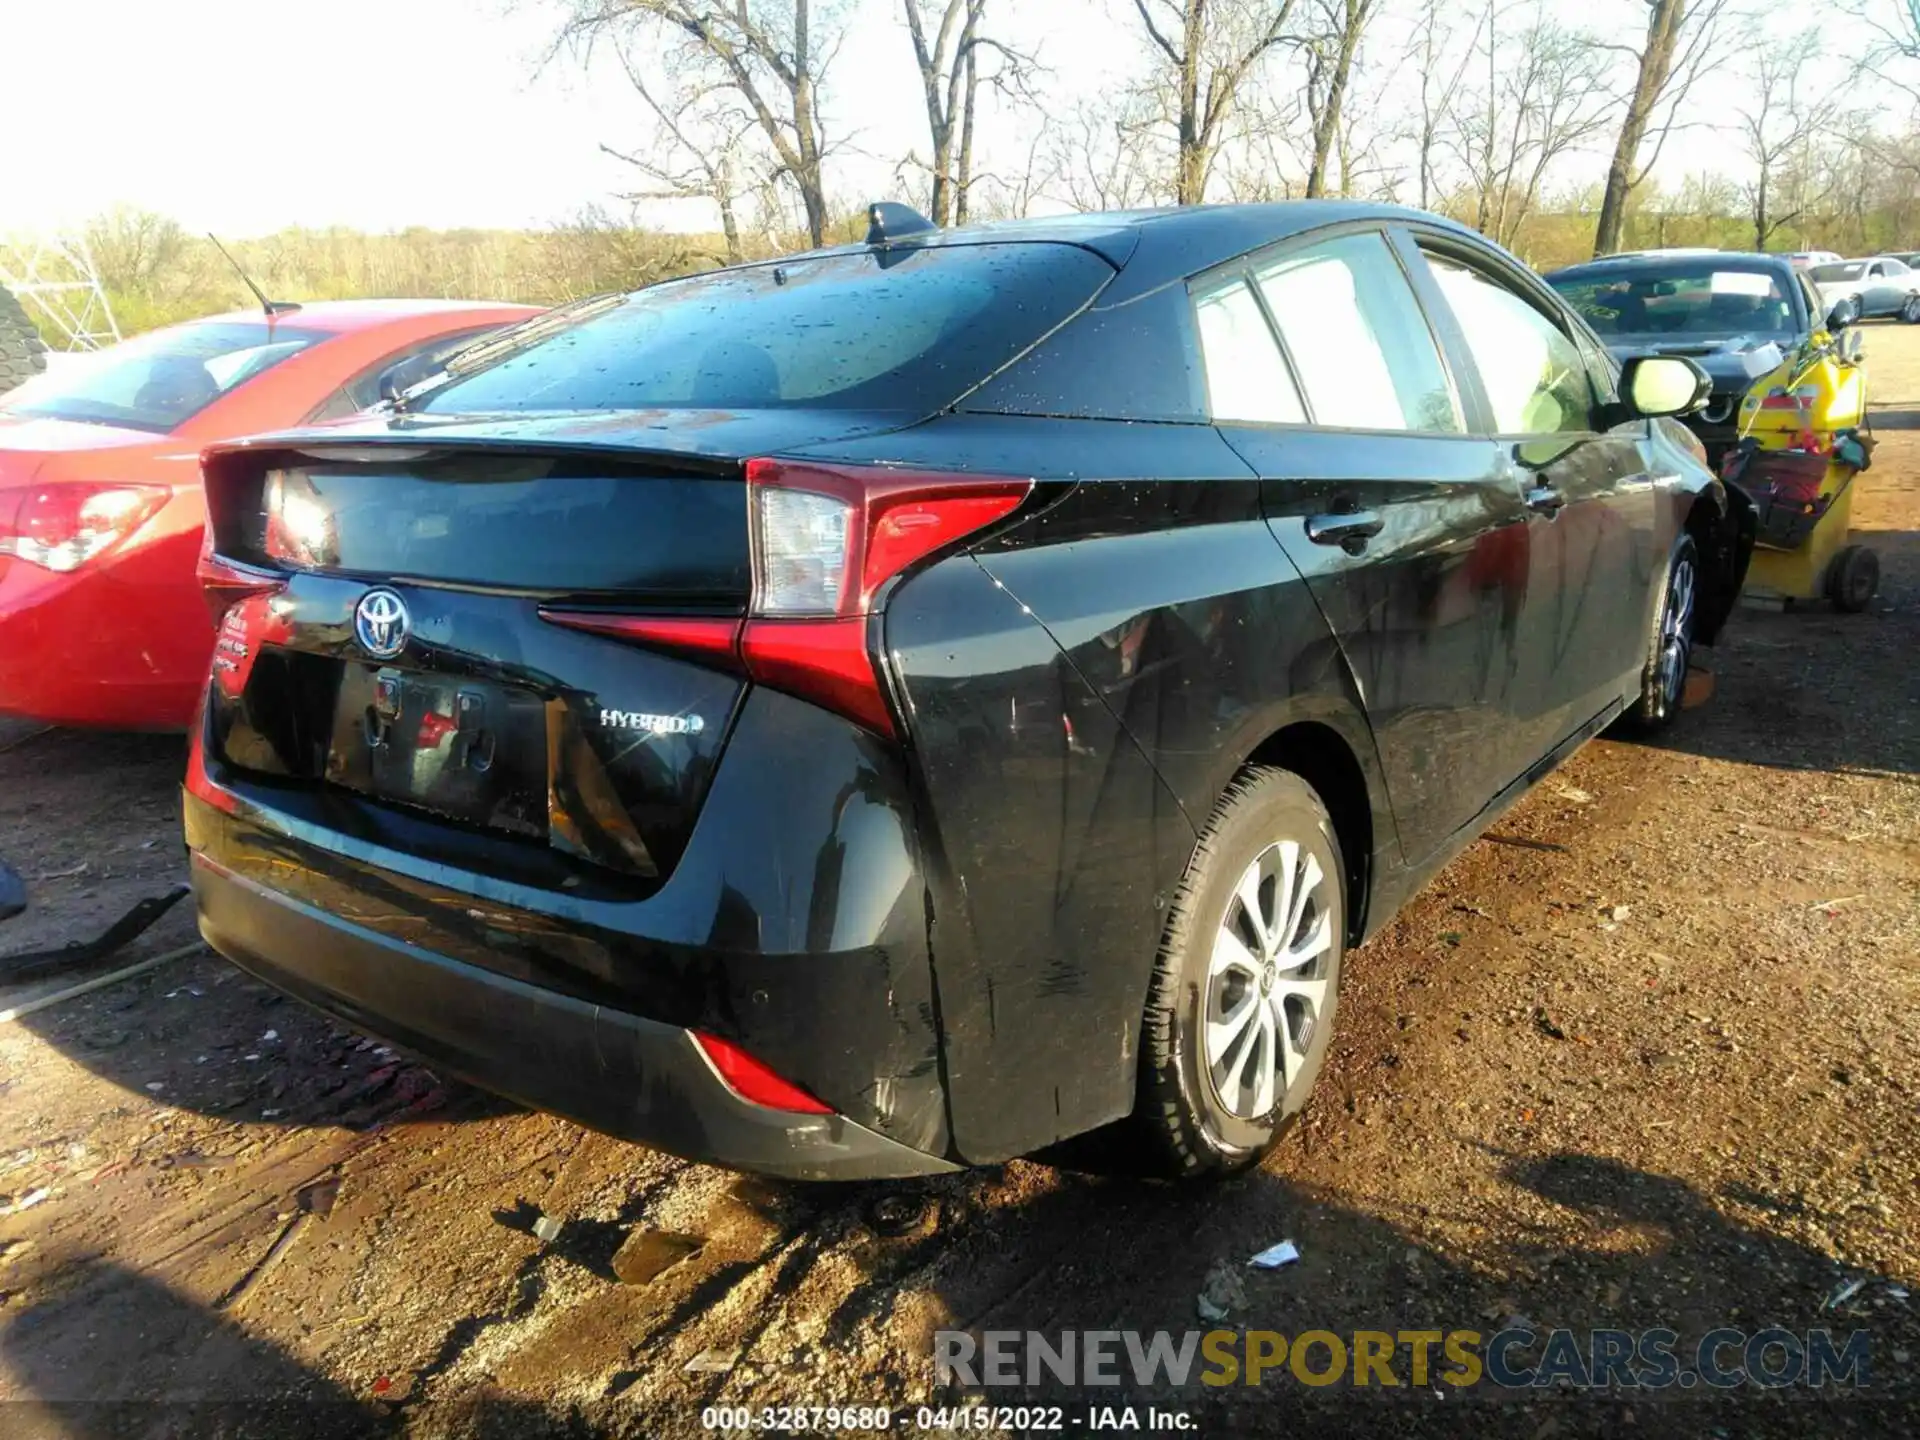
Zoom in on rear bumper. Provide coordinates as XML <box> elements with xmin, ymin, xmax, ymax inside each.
<box><xmin>191</xmin><ymin>852</ymin><xmax>957</xmax><ymax>1180</ymax></box>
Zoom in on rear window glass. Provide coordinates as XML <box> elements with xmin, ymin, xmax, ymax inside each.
<box><xmin>1809</xmin><ymin>263</ymin><xmax>1863</xmax><ymax>283</ymax></box>
<box><xmin>418</xmin><ymin>243</ymin><xmax>1111</xmax><ymax>416</ymax></box>
<box><xmin>4</xmin><ymin>321</ymin><xmax>325</xmax><ymax>432</ymax></box>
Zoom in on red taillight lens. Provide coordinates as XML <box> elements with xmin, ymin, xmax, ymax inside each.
<box><xmin>0</xmin><ymin>482</ymin><xmax>169</xmax><ymax>573</ymax></box>
<box><xmin>692</xmin><ymin>1032</ymin><xmax>834</xmax><ymax>1114</ymax></box>
<box><xmin>542</xmin><ymin>460</ymin><xmax>1031</xmax><ymax>738</ymax></box>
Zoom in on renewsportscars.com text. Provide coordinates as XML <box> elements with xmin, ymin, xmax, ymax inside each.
<box><xmin>934</xmin><ymin>1327</ymin><xmax>1872</xmax><ymax>1390</ymax></box>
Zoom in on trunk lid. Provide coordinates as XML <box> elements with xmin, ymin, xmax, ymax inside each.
<box><xmin>199</xmin><ymin>416</ymin><xmax>906</xmax><ymax>887</ymax></box>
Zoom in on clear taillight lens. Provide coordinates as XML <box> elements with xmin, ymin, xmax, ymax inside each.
<box><xmin>753</xmin><ymin>485</ymin><xmax>854</xmax><ymax>615</ymax></box>
<box><xmin>0</xmin><ymin>483</ymin><xmax>170</xmax><ymax>573</ymax></box>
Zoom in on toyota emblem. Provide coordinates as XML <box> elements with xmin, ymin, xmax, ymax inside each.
<box><xmin>353</xmin><ymin>588</ymin><xmax>411</xmax><ymax>660</ymax></box>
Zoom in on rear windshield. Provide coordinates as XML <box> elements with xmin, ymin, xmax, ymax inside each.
<box><xmin>1549</xmin><ymin>266</ymin><xmax>1797</xmax><ymax>337</ymax></box>
<box><xmin>1809</xmin><ymin>262</ymin><xmax>1864</xmax><ymax>282</ymax></box>
<box><xmin>4</xmin><ymin>321</ymin><xmax>325</xmax><ymax>432</ymax></box>
<box><xmin>417</xmin><ymin>243</ymin><xmax>1111</xmax><ymax>416</ymax></box>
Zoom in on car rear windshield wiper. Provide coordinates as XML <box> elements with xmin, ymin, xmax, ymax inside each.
<box><xmin>387</xmin><ymin>292</ymin><xmax>629</xmax><ymax>411</ymax></box>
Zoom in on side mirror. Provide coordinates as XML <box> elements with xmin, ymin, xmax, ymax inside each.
<box><xmin>1620</xmin><ymin>354</ymin><xmax>1712</xmax><ymax>418</ymax></box>
<box><xmin>1827</xmin><ymin>301</ymin><xmax>1853</xmax><ymax>330</ymax></box>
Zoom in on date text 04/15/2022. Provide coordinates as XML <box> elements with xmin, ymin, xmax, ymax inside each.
<box><xmin>698</xmin><ymin>1405</ymin><xmax>1193</xmax><ymax>1431</ymax></box>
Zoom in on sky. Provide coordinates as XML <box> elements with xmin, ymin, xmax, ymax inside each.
<box><xmin>0</xmin><ymin>0</ymin><xmax>1824</xmax><ymax>239</ymax></box>
<box><xmin>3</xmin><ymin>0</ymin><xmax>1134</xmax><ymax>235</ymax></box>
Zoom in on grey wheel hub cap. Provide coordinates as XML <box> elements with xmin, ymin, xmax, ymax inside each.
<box><xmin>1205</xmin><ymin>840</ymin><xmax>1336</xmax><ymax>1119</ymax></box>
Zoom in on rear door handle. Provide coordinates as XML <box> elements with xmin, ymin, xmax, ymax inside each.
<box><xmin>1304</xmin><ymin>510</ymin><xmax>1384</xmax><ymax>551</ymax></box>
<box><xmin>1525</xmin><ymin>485</ymin><xmax>1567</xmax><ymax>516</ymax></box>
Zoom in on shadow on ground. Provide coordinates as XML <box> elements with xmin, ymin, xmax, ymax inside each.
<box><xmin>6</xmin><ymin>1150</ymin><xmax>1910</xmax><ymax>1438</ymax></box>
<box><xmin>1626</xmin><ymin>525</ymin><xmax>1919</xmax><ymax>776</ymax></box>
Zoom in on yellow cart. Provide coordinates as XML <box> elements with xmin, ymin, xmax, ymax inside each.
<box><xmin>1728</xmin><ymin>331</ymin><xmax>1879</xmax><ymax>611</ymax></box>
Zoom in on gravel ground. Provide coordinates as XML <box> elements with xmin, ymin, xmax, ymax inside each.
<box><xmin>0</xmin><ymin>329</ymin><xmax>1916</xmax><ymax>1440</ymax></box>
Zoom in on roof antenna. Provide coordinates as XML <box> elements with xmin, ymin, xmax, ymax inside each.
<box><xmin>865</xmin><ymin>202</ymin><xmax>936</xmax><ymax>247</ymax></box>
<box><xmin>206</xmin><ymin>234</ymin><xmax>301</xmax><ymax>317</ymax></box>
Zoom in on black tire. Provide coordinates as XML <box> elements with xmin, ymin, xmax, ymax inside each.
<box><xmin>1827</xmin><ymin>544</ymin><xmax>1879</xmax><ymax>613</ymax></box>
<box><xmin>1903</xmin><ymin>295</ymin><xmax>1920</xmax><ymax>325</ymax></box>
<box><xmin>0</xmin><ymin>285</ymin><xmax>48</xmax><ymax>398</ymax></box>
<box><xmin>1622</xmin><ymin>533</ymin><xmax>1699</xmax><ymax>734</ymax></box>
<box><xmin>1133</xmin><ymin>767</ymin><xmax>1344</xmax><ymax>1179</ymax></box>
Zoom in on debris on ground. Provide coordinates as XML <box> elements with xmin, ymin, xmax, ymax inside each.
<box><xmin>1824</xmin><ymin>1276</ymin><xmax>1869</xmax><ymax>1312</ymax></box>
<box><xmin>0</xmin><ymin>1187</ymin><xmax>50</xmax><ymax>1215</ymax></box>
<box><xmin>531</xmin><ymin>1214</ymin><xmax>564</xmax><ymax>1244</ymax></box>
<box><xmin>684</xmin><ymin>1349</ymin><xmax>739</xmax><ymax>1375</ymax></box>
<box><xmin>1248</xmin><ymin>1238</ymin><xmax>1300</xmax><ymax>1270</ymax></box>
<box><xmin>864</xmin><ymin>1191</ymin><xmax>929</xmax><ymax>1237</ymax></box>
<box><xmin>1197</xmin><ymin>1261</ymin><xmax>1248</xmax><ymax>1321</ymax></box>
<box><xmin>612</xmin><ymin>1227</ymin><xmax>704</xmax><ymax>1286</ymax></box>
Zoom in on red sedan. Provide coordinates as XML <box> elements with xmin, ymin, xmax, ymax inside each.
<box><xmin>0</xmin><ymin>299</ymin><xmax>539</xmax><ymax>729</ymax></box>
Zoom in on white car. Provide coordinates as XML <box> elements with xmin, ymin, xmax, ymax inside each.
<box><xmin>1807</xmin><ymin>256</ymin><xmax>1920</xmax><ymax>324</ymax></box>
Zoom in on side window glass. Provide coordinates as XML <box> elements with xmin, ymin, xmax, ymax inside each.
<box><xmin>1194</xmin><ymin>280</ymin><xmax>1305</xmax><ymax>424</ymax></box>
<box><xmin>1253</xmin><ymin>233</ymin><xmax>1461</xmax><ymax>432</ymax></box>
<box><xmin>312</xmin><ymin>326</ymin><xmax>505</xmax><ymax>423</ymax></box>
<box><xmin>307</xmin><ymin>388</ymin><xmax>359</xmax><ymax>423</ymax></box>
<box><xmin>1424</xmin><ymin>253</ymin><xmax>1597</xmax><ymax>435</ymax></box>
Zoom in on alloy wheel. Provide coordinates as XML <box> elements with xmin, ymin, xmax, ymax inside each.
<box><xmin>1657</xmin><ymin>553</ymin><xmax>1696</xmax><ymax>717</ymax></box>
<box><xmin>1203</xmin><ymin>840</ymin><xmax>1337</xmax><ymax>1119</ymax></box>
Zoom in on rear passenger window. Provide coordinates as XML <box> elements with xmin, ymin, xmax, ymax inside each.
<box><xmin>1254</xmin><ymin>233</ymin><xmax>1462</xmax><ymax>433</ymax></box>
<box><xmin>1424</xmin><ymin>253</ymin><xmax>1596</xmax><ymax>435</ymax></box>
<box><xmin>1194</xmin><ymin>280</ymin><xmax>1305</xmax><ymax>424</ymax></box>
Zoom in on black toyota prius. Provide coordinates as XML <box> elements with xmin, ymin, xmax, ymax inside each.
<box><xmin>186</xmin><ymin>202</ymin><xmax>1753</xmax><ymax>1180</ymax></box>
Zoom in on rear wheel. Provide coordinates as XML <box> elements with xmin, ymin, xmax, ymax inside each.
<box><xmin>1623</xmin><ymin>534</ymin><xmax>1698</xmax><ymax>733</ymax></box>
<box><xmin>1902</xmin><ymin>295</ymin><xmax>1920</xmax><ymax>325</ymax></box>
<box><xmin>0</xmin><ymin>285</ymin><xmax>48</xmax><ymax>398</ymax></box>
<box><xmin>1134</xmin><ymin>767</ymin><xmax>1344</xmax><ymax>1178</ymax></box>
<box><xmin>1827</xmin><ymin>544</ymin><xmax>1879</xmax><ymax>613</ymax></box>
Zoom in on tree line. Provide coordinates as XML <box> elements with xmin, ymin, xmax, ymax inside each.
<box><xmin>555</xmin><ymin>0</ymin><xmax>1920</xmax><ymax>264</ymax></box>
<box><xmin>24</xmin><ymin>0</ymin><xmax>1920</xmax><ymax>336</ymax></box>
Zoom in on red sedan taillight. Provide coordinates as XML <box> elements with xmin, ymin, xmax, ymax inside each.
<box><xmin>542</xmin><ymin>459</ymin><xmax>1032</xmax><ymax>738</ymax></box>
<box><xmin>0</xmin><ymin>482</ymin><xmax>169</xmax><ymax>573</ymax></box>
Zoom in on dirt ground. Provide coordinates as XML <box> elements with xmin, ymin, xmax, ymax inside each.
<box><xmin>1</xmin><ymin>331</ymin><xmax>1917</xmax><ymax>1440</ymax></box>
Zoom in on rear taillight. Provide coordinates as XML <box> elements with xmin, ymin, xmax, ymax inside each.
<box><xmin>543</xmin><ymin>459</ymin><xmax>1031</xmax><ymax>738</ymax></box>
<box><xmin>0</xmin><ymin>482</ymin><xmax>169</xmax><ymax>573</ymax></box>
<box><xmin>693</xmin><ymin>1032</ymin><xmax>834</xmax><ymax>1114</ymax></box>
<box><xmin>741</xmin><ymin>459</ymin><xmax>1029</xmax><ymax>735</ymax></box>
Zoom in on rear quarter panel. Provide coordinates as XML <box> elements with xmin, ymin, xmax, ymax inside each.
<box><xmin>862</xmin><ymin>415</ymin><xmax>1390</xmax><ymax>1161</ymax></box>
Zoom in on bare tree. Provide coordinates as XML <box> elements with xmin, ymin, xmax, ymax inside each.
<box><xmin>899</xmin><ymin>1</ymin><xmax>1038</xmax><ymax>224</ymax></box>
<box><xmin>1403</xmin><ymin>0</ymin><xmax>1482</xmax><ymax>211</ymax></box>
<box><xmin>1047</xmin><ymin>93</ymin><xmax>1169</xmax><ymax>211</ymax></box>
<box><xmin>1735</xmin><ymin>41</ymin><xmax>1841</xmax><ymax>250</ymax></box>
<box><xmin>1450</xmin><ymin>1</ymin><xmax>1613</xmax><ymax>247</ymax></box>
<box><xmin>1301</xmin><ymin>0</ymin><xmax>1380</xmax><ymax>198</ymax></box>
<box><xmin>600</xmin><ymin>49</ymin><xmax>756</xmax><ymax>263</ymax></box>
<box><xmin>901</xmin><ymin>1</ymin><xmax>978</xmax><ymax>225</ymax></box>
<box><xmin>1590</xmin><ymin>0</ymin><xmax>1730</xmax><ymax>256</ymax></box>
<box><xmin>556</xmin><ymin>1</ymin><xmax>837</xmax><ymax>246</ymax></box>
<box><xmin>1126</xmin><ymin>0</ymin><xmax>1303</xmax><ymax>204</ymax></box>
